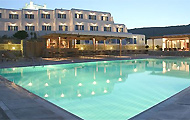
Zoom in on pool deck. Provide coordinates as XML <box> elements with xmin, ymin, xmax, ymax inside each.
<box><xmin>0</xmin><ymin>54</ymin><xmax>189</xmax><ymax>120</ymax></box>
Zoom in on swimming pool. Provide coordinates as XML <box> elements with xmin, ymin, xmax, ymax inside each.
<box><xmin>0</xmin><ymin>58</ymin><xmax>190</xmax><ymax>120</ymax></box>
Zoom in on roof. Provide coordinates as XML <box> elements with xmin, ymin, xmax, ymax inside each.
<box><xmin>41</xmin><ymin>31</ymin><xmax>134</xmax><ymax>40</ymax></box>
<box><xmin>149</xmin><ymin>33</ymin><xmax>190</xmax><ymax>39</ymax></box>
<box><xmin>71</xmin><ymin>8</ymin><xmax>111</xmax><ymax>15</ymax></box>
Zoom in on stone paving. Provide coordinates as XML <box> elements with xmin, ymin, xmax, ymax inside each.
<box><xmin>0</xmin><ymin>77</ymin><xmax>82</xmax><ymax>120</ymax></box>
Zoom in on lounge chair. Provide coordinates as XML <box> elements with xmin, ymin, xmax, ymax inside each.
<box><xmin>4</xmin><ymin>51</ymin><xmax>17</xmax><ymax>61</ymax></box>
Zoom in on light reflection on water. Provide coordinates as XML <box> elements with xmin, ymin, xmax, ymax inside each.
<box><xmin>1</xmin><ymin>58</ymin><xmax>190</xmax><ymax>120</ymax></box>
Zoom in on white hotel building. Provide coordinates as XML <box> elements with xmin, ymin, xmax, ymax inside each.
<box><xmin>0</xmin><ymin>1</ymin><xmax>145</xmax><ymax>51</ymax></box>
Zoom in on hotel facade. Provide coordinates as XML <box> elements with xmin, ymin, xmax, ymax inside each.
<box><xmin>0</xmin><ymin>2</ymin><xmax>145</xmax><ymax>56</ymax></box>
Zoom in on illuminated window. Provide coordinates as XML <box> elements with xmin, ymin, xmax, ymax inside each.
<box><xmin>9</xmin><ymin>14</ymin><xmax>18</xmax><ymax>19</ymax></box>
<box><xmin>89</xmin><ymin>15</ymin><xmax>96</xmax><ymax>20</ymax></box>
<box><xmin>25</xmin><ymin>14</ymin><xmax>34</xmax><ymax>19</ymax></box>
<box><xmin>101</xmin><ymin>16</ymin><xmax>108</xmax><ymax>21</ymax></box>
<box><xmin>42</xmin><ymin>25</ymin><xmax>51</xmax><ymax>31</ymax></box>
<box><xmin>104</xmin><ymin>27</ymin><xmax>111</xmax><ymax>32</ymax></box>
<box><xmin>8</xmin><ymin>26</ymin><xmax>18</xmax><ymax>31</ymax></box>
<box><xmin>85</xmin><ymin>40</ymin><xmax>90</xmax><ymax>44</ymax></box>
<box><xmin>75</xmin><ymin>13</ymin><xmax>83</xmax><ymax>19</ymax></box>
<box><xmin>90</xmin><ymin>26</ymin><xmax>98</xmax><ymax>31</ymax></box>
<box><xmin>126</xmin><ymin>38</ymin><xmax>134</xmax><ymax>44</ymax></box>
<box><xmin>25</xmin><ymin>26</ymin><xmax>35</xmax><ymax>31</ymax></box>
<box><xmin>116</xmin><ymin>28</ymin><xmax>123</xmax><ymax>32</ymax></box>
<box><xmin>58</xmin><ymin>13</ymin><xmax>66</xmax><ymax>19</ymax></box>
<box><xmin>75</xmin><ymin>25</ymin><xmax>84</xmax><ymax>30</ymax></box>
<box><xmin>59</xmin><ymin>25</ymin><xmax>68</xmax><ymax>31</ymax></box>
<box><xmin>41</xmin><ymin>14</ymin><xmax>50</xmax><ymax>19</ymax></box>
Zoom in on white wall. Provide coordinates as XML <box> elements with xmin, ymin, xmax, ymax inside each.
<box><xmin>0</xmin><ymin>8</ymin><xmax>145</xmax><ymax>46</ymax></box>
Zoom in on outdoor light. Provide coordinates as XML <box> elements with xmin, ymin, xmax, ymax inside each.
<box><xmin>12</xmin><ymin>68</ymin><xmax>15</xmax><ymax>71</ymax></box>
<box><xmin>93</xmin><ymin>81</ymin><xmax>97</xmax><ymax>85</ymax></box>
<box><xmin>81</xmin><ymin>47</ymin><xmax>84</xmax><ymax>50</ymax></box>
<box><xmin>135</xmin><ymin>47</ymin><xmax>137</xmax><ymax>49</ymax></box>
<box><xmin>78</xmin><ymin>94</ymin><xmax>81</xmax><ymax>97</ymax></box>
<box><xmin>8</xmin><ymin>42</ymin><xmax>12</xmax><ymax>44</ymax></box>
<box><xmin>61</xmin><ymin>93</ymin><xmax>65</xmax><ymax>97</ymax></box>
<box><xmin>78</xmin><ymin>83</ymin><xmax>82</xmax><ymax>87</ymax></box>
<box><xmin>106</xmin><ymin>79</ymin><xmax>110</xmax><ymax>83</ymax></box>
<box><xmin>168</xmin><ymin>69</ymin><xmax>170</xmax><ymax>71</ymax></box>
<box><xmin>59</xmin><ymin>11</ymin><xmax>65</xmax><ymax>14</ymax></box>
<box><xmin>44</xmin><ymin>94</ymin><xmax>49</xmax><ymax>97</ymax></box>
<box><xmin>45</xmin><ymin>83</ymin><xmax>49</xmax><ymax>86</ymax></box>
<box><xmin>12</xmin><ymin>47</ymin><xmax>15</xmax><ymax>50</ymax></box>
<box><xmin>134</xmin><ymin>68</ymin><xmax>137</xmax><ymax>72</ymax></box>
<box><xmin>28</xmin><ymin>82</ymin><xmax>32</xmax><ymax>86</ymax></box>
<box><xmin>118</xmin><ymin>78</ymin><xmax>122</xmax><ymax>81</ymax></box>
<box><xmin>91</xmin><ymin>91</ymin><xmax>95</xmax><ymax>95</ymax></box>
<box><xmin>110</xmin><ymin>47</ymin><xmax>113</xmax><ymax>50</ymax></box>
<box><xmin>104</xmin><ymin>90</ymin><xmax>107</xmax><ymax>93</ymax></box>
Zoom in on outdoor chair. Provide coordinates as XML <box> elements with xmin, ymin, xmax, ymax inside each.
<box><xmin>0</xmin><ymin>52</ymin><xmax>6</xmax><ymax>62</ymax></box>
<box><xmin>4</xmin><ymin>51</ymin><xmax>18</xmax><ymax>61</ymax></box>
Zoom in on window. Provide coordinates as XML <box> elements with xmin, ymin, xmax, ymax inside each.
<box><xmin>25</xmin><ymin>14</ymin><xmax>34</xmax><ymax>19</ymax></box>
<box><xmin>90</xmin><ymin>26</ymin><xmax>98</xmax><ymax>31</ymax></box>
<box><xmin>75</xmin><ymin>25</ymin><xmax>84</xmax><ymax>30</ymax></box>
<box><xmin>58</xmin><ymin>13</ymin><xmax>66</xmax><ymax>19</ymax></box>
<box><xmin>101</xmin><ymin>16</ymin><xmax>108</xmax><ymax>21</ymax></box>
<box><xmin>9</xmin><ymin>14</ymin><xmax>18</xmax><ymax>19</ymax></box>
<box><xmin>76</xmin><ymin>40</ymin><xmax>80</xmax><ymax>44</ymax></box>
<box><xmin>85</xmin><ymin>40</ymin><xmax>90</xmax><ymax>44</ymax></box>
<box><xmin>8</xmin><ymin>26</ymin><xmax>18</xmax><ymax>31</ymax></box>
<box><xmin>126</xmin><ymin>38</ymin><xmax>133</xmax><ymax>44</ymax></box>
<box><xmin>98</xmin><ymin>40</ymin><xmax>104</xmax><ymax>44</ymax></box>
<box><xmin>0</xmin><ymin>13</ymin><xmax>1</xmax><ymax>18</ymax></box>
<box><xmin>116</xmin><ymin>39</ymin><xmax>120</xmax><ymax>44</ymax></box>
<box><xmin>134</xmin><ymin>38</ymin><xmax>137</xmax><ymax>44</ymax></box>
<box><xmin>89</xmin><ymin>15</ymin><xmax>96</xmax><ymax>20</ymax></box>
<box><xmin>25</xmin><ymin>26</ymin><xmax>35</xmax><ymax>31</ymax></box>
<box><xmin>75</xmin><ymin>13</ymin><xmax>83</xmax><ymax>19</ymax></box>
<box><xmin>59</xmin><ymin>25</ymin><xmax>68</xmax><ymax>31</ymax></box>
<box><xmin>42</xmin><ymin>25</ymin><xmax>51</xmax><ymax>31</ymax></box>
<box><xmin>104</xmin><ymin>27</ymin><xmax>111</xmax><ymax>32</ymax></box>
<box><xmin>116</xmin><ymin>28</ymin><xmax>123</xmax><ymax>32</ymax></box>
<box><xmin>41</xmin><ymin>14</ymin><xmax>50</xmax><ymax>19</ymax></box>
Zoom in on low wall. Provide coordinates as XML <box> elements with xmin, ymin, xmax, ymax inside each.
<box><xmin>76</xmin><ymin>44</ymin><xmax>146</xmax><ymax>50</ymax></box>
<box><xmin>148</xmin><ymin>51</ymin><xmax>190</xmax><ymax>56</ymax></box>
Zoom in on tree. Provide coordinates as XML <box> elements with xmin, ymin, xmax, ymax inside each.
<box><xmin>33</xmin><ymin>32</ymin><xmax>37</xmax><ymax>39</ymax></box>
<box><xmin>2</xmin><ymin>35</ymin><xmax>8</xmax><ymax>39</ymax></box>
<box><xmin>13</xmin><ymin>30</ymin><xmax>28</xmax><ymax>40</ymax></box>
<box><xmin>30</xmin><ymin>32</ymin><xmax>33</xmax><ymax>39</ymax></box>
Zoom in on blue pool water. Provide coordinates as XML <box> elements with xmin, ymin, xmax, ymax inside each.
<box><xmin>0</xmin><ymin>58</ymin><xmax>190</xmax><ymax>120</ymax></box>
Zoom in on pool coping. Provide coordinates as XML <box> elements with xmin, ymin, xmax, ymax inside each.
<box><xmin>0</xmin><ymin>55</ymin><xmax>180</xmax><ymax>69</ymax></box>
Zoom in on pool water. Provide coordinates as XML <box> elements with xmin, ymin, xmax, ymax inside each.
<box><xmin>1</xmin><ymin>58</ymin><xmax>190</xmax><ymax>120</ymax></box>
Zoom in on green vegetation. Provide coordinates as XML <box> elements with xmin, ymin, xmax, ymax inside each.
<box><xmin>13</xmin><ymin>30</ymin><xmax>28</xmax><ymax>40</ymax></box>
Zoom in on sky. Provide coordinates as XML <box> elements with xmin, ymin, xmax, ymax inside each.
<box><xmin>1</xmin><ymin>0</ymin><xmax>190</xmax><ymax>29</ymax></box>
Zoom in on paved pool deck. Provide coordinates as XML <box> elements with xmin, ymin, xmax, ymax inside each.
<box><xmin>0</xmin><ymin>54</ymin><xmax>190</xmax><ymax>120</ymax></box>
